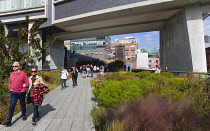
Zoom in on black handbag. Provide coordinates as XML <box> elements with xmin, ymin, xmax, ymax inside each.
<box><xmin>26</xmin><ymin>92</ymin><xmax>32</xmax><ymax>104</ymax></box>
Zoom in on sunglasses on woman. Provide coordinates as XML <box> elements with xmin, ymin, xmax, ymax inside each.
<box><xmin>31</xmin><ymin>71</ymin><xmax>37</xmax><ymax>73</ymax></box>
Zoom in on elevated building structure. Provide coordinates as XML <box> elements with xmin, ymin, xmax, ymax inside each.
<box><xmin>0</xmin><ymin>0</ymin><xmax>209</xmax><ymax>72</ymax></box>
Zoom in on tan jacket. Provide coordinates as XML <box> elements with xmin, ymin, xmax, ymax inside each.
<box><xmin>28</xmin><ymin>75</ymin><xmax>44</xmax><ymax>93</ymax></box>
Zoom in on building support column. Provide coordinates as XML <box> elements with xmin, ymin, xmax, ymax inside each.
<box><xmin>46</xmin><ymin>34</ymin><xmax>64</xmax><ymax>69</ymax></box>
<box><xmin>160</xmin><ymin>4</ymin><xmax>207</xmax><ymax>72</ymax></box>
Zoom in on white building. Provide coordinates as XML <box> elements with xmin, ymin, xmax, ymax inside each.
<box><xmin>136</xmin><ymin>49</ymin><xmax>148</xmax><ymax>68</ymax></box>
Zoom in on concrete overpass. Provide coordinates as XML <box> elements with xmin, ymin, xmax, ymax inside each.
<box><xmin>1</xmin><ymin>0</ymin><xmax>210</xmax><ymax>72</ymax></box>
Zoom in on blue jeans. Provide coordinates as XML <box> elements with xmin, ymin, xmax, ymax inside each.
<box><xmin>61</xmin><ymin>79</ymin><xmax>66</xmax><ymax>88</ymax></box>
<box><xmin>90</xmin><ymin>71</ymin><xmax>93</xmax><ymax>77</ymax></box>
<box><xmin>30</xmin><ymin>97</ymin><xmax>39</xmax><ymax>121</ymax></box>
<box><xmin>7</xmin><ymin>91</ymin><xmax>26</xmax><ymax>122</ymax></box>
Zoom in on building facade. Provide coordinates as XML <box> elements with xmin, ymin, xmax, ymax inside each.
<box><xmin>107</xmin><ymin>37</ymin><xmax>138</xmax><ymax>60</ymax></box>
<box><xmin>68</xmin><ymin>36</ymin><xmax>111</xmax><ymax>61</ymax></box>
<box><xmin>205</xmin><ymin>35</ymin><xmax>210</xmax><ymax>70</ymax></box>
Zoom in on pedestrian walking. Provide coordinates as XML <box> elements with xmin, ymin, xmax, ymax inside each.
<box><xmin>2</xmin><ymin>62</ymin><xmax>29</xmax><ymax>127</ymax></box>
<box><xmin>81</xmin><ymin>65</ymin><xmax>87</xmax><ymax>78</ymax></box>
<box><xmin>27</xmin><ymin>68</ymin><xmax>49</xmax><ymax>125</ymax></box>
<box><xmin>71</xmin><ymin>67</ymin><xmax>78</xmax><ymax>87</ymax></box>
<box><xmin>86</xmin><ymin>64</ymin><xmax>90</xmax><ymax>77</ymax></box>
<box><xmin>90</xmin><ymin>64</ymin><xmax>94</xmax><ymax>77</ymax></box>
<box><xmin>99</xmin><ymin>65</ymin><xmax>105</xmax><ymax>76</ymax></box>
<box><xmin>60</xmin><ymin>67</ymin><xmax>68</xmax><ymax>90</ymax></box>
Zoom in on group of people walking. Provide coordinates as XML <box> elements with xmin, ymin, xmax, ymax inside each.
<box><xmin>2</xmin><ymin>62</ymin><xmax>105</xmax><ymax>127</ymax></box>
<box><xmin>79</xmin><ymin>64</ymin><xmax>105</xmax><ymax>78</ymax></box>
<box><xmin>2</xmin><ymin>62</ymin><xmax>49</xmax><ymax>127</ymax></box>
<box><xmin>60</xmin><ymin>66</ymin><xmax>78</xmax><ymax>89</ymax></box>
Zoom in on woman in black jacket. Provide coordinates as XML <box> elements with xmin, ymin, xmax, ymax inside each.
<box><xmin>71</xmin><ymin>67</ymin><xmax>78</xmax><ymax>87</ymax></box>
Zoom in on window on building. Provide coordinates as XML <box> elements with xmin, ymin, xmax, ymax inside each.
<box><xmin>131</xmin><ymin>48</ymin><xmax>135</xmax><ymax>51</ymax></box>
<box><xmin>149</xmin><ymin>60</ymin><xmax>151</xmax><ymax>62</ymax></box>
<box><xmin>131</xmin><ymin>45</ymin><xmax>135</xmax><ymax>47</ymax></box>
<box><xmin>90</xmin><ymin>52</ymin><xmax>94</xmax><ymax>55</ymax></box>
<box><xmin>86</xmin><ymin>52</ymin><xmax>89</xmax><ymax>55</ymax></box>
<box><xmin>95</xmin><ymin>51</ymin><xmax>98</xmax><ymax>55</ymax></box>
<box><xmin>81</xmin><ymin>52</ymin><xmax>84</xmax><ymax>55</ymax></box>
<box><xmin>156</xmin><ymin>60</ymin><xmax>158</xmax><ymax>63</ymax></box>
<box><xmin>125</xmin><ymin>45</ymin><xmax>129</xmax><ymax>47</ymax></box>
<box><xmin>149</xmin><ymin>65</ymin><xmax>151</xmax><ymax>67</ymax></box>
<box><xmin>125</xmin><ymin>48</ymin><xmax>129</xmax><ymax>51</ymax></box>
<box><xmin>100</xmin><ymin>52</ymin><xmax>103</xmax><ymax>55</ymax></box>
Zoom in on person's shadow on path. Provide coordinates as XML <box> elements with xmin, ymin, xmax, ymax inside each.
<box><xmin>11</xmin><ymin>104</ymin><xmax>55</xmax><ymax>125</ymax></box>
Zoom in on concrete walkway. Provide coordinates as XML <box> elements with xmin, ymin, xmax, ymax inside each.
<box><xmin>0</xmin><ymin>75</ymin><xmax>95</xmax><ymax>131</ymax></box>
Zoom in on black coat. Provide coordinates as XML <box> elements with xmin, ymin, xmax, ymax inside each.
<box><xmin>71</xmin><ymin>70</ymin><xmax>78</xmax><ymax>77</ymax></box>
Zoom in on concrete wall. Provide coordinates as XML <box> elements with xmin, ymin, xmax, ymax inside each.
<box><xmin>46</xmin><ymin>35</ymin><xmax>64</xmax><ymax>69</ymax></box>
<box><xmin>160</xmin><ymin>4</ymin><xmax>207</xmax><ymax>72</ymax></box>
<box><xmin>54</xmin><ymin>0</ymin><xmax>145</xmax><ymax>20</ymax></box>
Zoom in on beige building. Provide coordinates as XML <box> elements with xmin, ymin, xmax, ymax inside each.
<box><xmin>108</xmin><ymin>37</ymin><xmax>138</xmax><ymax>60</ymax></box>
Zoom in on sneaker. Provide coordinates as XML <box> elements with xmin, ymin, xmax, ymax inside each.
<box><xmin>32</xmin><ymin>121</ymin><xmax>36</xmax><ymax>125</ymax></box>
<box><xmin>2</xmin><ymin>121</ymin><xmax>11</xmax><ymax>127</ymax></box>
<box><xmin>22</xmin><ymin>116</ymin><xmax>27</xmax><ymax>121</ymax></box>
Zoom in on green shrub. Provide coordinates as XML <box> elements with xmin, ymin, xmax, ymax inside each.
<box><xmin>104</xmin><ymin>72</ymin><xmax>138</xmax><ymax>81</ymax></box>
<box><xmin>160</xmin><ymin>72</ymin><xmax>174</xmax><ymax>78</ymax></box>
<box><xmin>93</xmin><ymin>79</ymin><xmax>156</xmax><ymax>108</ymax></box>
<box><xmin>91</xmin><ymin>107</ymin><xmax>107</xmax><ymax>130</ymax></box>
<box><xmin>169</xmin><ymin>78</ymin><xmax>185</xmax><ymax>91</ymax></box>
<box><xmin>135</xmin><ymin>71</ymin><xmax>151</xmax><ymax>79</ymax></box>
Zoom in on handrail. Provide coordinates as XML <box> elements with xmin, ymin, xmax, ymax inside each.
<box><xmin>0</xmin><ymin>107</ymin><xmax>9</xmax><ymax>113</ymax></box>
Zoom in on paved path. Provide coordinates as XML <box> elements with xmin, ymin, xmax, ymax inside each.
<box><xmin>0</xmin><ymin>75</ymin><xmax>95</xmax><ymax>131</ymax></box>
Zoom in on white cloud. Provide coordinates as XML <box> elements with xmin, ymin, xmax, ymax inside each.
<box><xmin>143</xmin><ymin>34</ymin><xmax>152</xmax><ymax>38</ymax></box>
<box><xmin>145</xmin><ymin>38</ymin><xmax>153</xmax><ymax>41</ymax></box>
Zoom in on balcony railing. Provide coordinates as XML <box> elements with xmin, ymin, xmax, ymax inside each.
<box><xmin>0</xmin><ymin>0</ymin><xmax>45</xmax><ymax>13</ymax></box>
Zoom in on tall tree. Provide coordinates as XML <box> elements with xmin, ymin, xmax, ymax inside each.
<box><xmin>0</xmin><ymin>16</ymin><xmax>57</xmax><ymax>79</ymax></box>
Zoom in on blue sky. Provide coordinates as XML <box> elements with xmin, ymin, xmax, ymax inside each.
<box><xmin>111</xmin><ymin>16</ymin><xmax>210</xmax><ymax>50</ymax></box>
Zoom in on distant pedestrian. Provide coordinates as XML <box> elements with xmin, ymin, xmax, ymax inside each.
<box><xmin>155</xmin><ymin>66</ymin><xmax>161</xmax><ymax>73</ymax></box>
<box><xmin>2</xmin><ymin>62</ymin><xmax>29</xmax><ymax>127</ymax></box>
<box><xmin>93</xmin><ymin>65</ymin><xmax>97</xmax><ymax>73</ymax></box>
<box><xmin>99</xmin><ymin>65</ymin><xmax>105</xmax><ymax>76</ymax></box>
<box><xmin>81</xmin><ymin>65</ymin><xmax>87</xmax><ymax>78</ymax></box>
<box><xmin>86</xmin><ymin>64</ymin><xmax>90</xmax><ymax>77</ymax></box>
<box><xmin>165</xmin><ymin>66</ymin><xmax>168</xmax><ymax>72</ymax></box>
<box><xmin>60</xmin><ymin>67</ymin><xmax>68</xmax><ymax>90</ymax></box>
<box><xmin>90</xmin><ymin>64</ymin><xmax>94</xmax><ymax>77</ymax></box>
<box><xmin>71</xmin><ymin>67</ymin><xmax>78</xmax><ymax>87</ymax></box>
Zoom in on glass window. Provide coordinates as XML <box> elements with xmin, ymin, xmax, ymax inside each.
<box><xmin>90</xmin><ymin>52</ymin><xmax>94</xmax><ymax>55</ymax></box>
<box><xmin>86</xmin><ymin>52</ymin><xmax>89</xmax><ymax>55</ymax></box>
<box><xmin>131</xmin><ymin>45</ymin><xmax>135</xmax><ymax>47</ymax></box>
<box><xmin>95</xmin><ymin>51</ymin><xmax>98</xmax><ymax>55</ymax></box>
<box><xmin>125</xmin><ymin>45</ymin><xmax>129</xmax><ymax>47</ymax></box>
<box><xmin>100</xmin><ymin>52</ymin><xmax>103</xmax><ymax>55</ymax></box>
<box><xmin>156</xmin><ymin>60</ymin><xmax>158</xmax><ymax>63</ymax></box>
